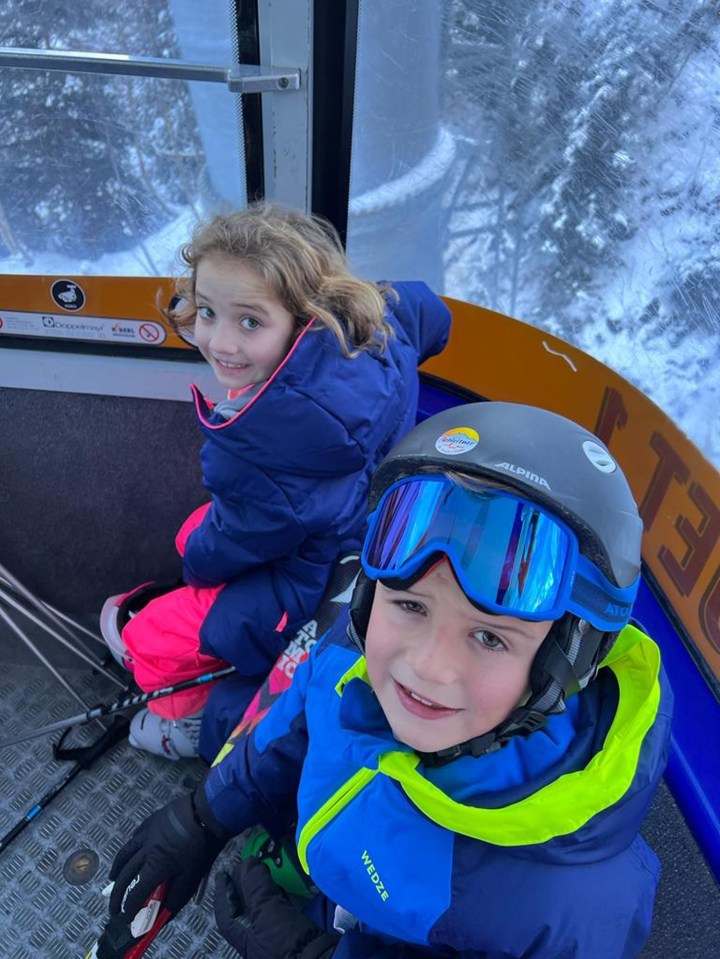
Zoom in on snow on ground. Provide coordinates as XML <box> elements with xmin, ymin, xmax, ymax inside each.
<box><xmin>0</xmin><ymin>208</ymin><xmax>195</xmax><ymax>279</ymax></box>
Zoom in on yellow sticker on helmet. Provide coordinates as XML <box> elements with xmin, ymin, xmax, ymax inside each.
<box><xmin>435</xmin><ymin>427</ymin><xmax>480</xmax><ymax>456</ymax></box>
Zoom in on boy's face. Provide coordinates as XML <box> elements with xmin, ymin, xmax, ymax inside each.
<box><xmin>193</xmin><ymin>255</ymin><xmax>296</xmax><ymax>390</ymax></box>
<box><xmin>364</xmin><ymin>560</ymin><xmax>552</xmax><ymax>754</ymax></box>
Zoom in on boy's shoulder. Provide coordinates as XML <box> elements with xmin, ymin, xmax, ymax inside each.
<box><xmin>313</xmin><ymin>608</ymin><xmax>356</xmax><ymax>662</ymax></box>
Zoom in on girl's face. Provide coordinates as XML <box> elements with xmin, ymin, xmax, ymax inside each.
<box><xmin>364</xmin><ymin>560</ymin><xmax>552</xmax><ymax>754</ymax></box>
<box><xmin>193</xmin><ymin>255</ymin><xmax>297</xmax><ymax>390</ymax></box>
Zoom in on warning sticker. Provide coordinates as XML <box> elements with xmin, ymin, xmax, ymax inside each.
<box><xmin>0</xmin><ymin>310</ymin><xmax>167</xmax><ymax>346</ymax></box>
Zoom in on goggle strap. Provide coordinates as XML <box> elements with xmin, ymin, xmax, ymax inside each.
<box><xmin>571</xmin><ymin>567</ymin><xmax>636</xmax><ymax>630</ymax></box>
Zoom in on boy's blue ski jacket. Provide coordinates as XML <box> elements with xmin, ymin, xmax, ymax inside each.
<box><xmin>204</xmin><ymin>615</ymin><xmax>672</xmax><ymax>959</ymax></box>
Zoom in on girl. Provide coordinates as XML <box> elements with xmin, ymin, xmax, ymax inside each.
<box><xmin>100</xmin><ymin>201</ymin><xmax>451</xmax><ymax>762</ymax></box>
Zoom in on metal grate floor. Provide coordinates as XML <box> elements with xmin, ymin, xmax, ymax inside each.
<box><xmin>1</xmin><ymin>621</ymin><xmax>719</xmax><ymax>958</ymax></box>
<box><xmin>0</xmin><ymin>655</ymin><xmax>238</xmax><ymax>958</ymax></box>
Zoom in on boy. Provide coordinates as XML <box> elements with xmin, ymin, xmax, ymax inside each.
<box><xmin>93</xmin><ymin>402</ymin><xmax>672</xmax><ymax>959</ymax></box>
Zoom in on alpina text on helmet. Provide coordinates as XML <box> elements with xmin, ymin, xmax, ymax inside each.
<box><xmin>494</xmin><ymin>463</ymin><xmax>551</xmax><ymax>489</ymax></box>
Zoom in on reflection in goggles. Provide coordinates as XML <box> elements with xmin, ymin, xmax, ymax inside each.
<box><xmin>363</xmin><ymin>475</ymin><xmax>637</xmax><ymax>631</ymax></box>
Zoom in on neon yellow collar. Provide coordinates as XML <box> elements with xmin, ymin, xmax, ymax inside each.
<box><xmin>333</xmin><ymin>625</ymin><xmax>661</xmax><ymax>846</ymax></box>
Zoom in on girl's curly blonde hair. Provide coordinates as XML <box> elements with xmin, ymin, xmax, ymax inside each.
<box><xmin>163</xmin><ymin>202</ymin><xmax>395</xmax><ymax>356</ymax></box>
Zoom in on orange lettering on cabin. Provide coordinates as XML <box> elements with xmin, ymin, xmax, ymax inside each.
<box><xmin>595</xmin><ymin>389</ymin><xmax>720</xmax><ymax>675</ymax></box>
<box><xmin>639</xmin><ymin>432</ymin><xmax>690</xmax><ymax>530</ymax></box>
<box><xmin>594</xmin><ymin>386</ymin><xmax>628</xmax><ymax>446</ymax></box>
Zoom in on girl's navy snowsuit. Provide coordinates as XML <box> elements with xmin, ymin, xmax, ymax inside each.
<box><xmin>127</xmin><ymin>281</ymin><xmax>451</xmax><ymax>759</ymax></box>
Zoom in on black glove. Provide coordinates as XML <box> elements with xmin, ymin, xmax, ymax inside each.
<box><xmin>214</xmin><ymin>857</ymin><xmax>341</xmax><ymax>959</ymax></box>
<box><xmin>101</xmin><ymin>788</ymin><xmax>231</xmax><ymax>945</ymax></box>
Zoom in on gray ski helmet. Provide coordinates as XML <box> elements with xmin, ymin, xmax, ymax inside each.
<box><xmin>351</xmin><ymin>401</ymin><xmax>643</xmax><ymax>763</ymax></box>
<box><xmin>369</xmin><ymin>401</ymin><xmax>642</xmax><ymax>590</ymax></box>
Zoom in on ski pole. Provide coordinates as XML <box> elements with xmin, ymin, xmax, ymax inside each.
<box><xmin>86</xmin><ymin>851</ymin><xmax>210</xmax><ymax>957</ymax></box>
<box><xmin>0</xmin><ymin>665</ymin><xmax>237</xmax><ymax>750</ymax></box>
<box><xmin>0</xmin><ymin>716</ymin><xmax>130</xmax><ymax>854</ymax></box>
<box><xmin>86</xmin><ymin>883</ymin><xmax>171</xmax><ymax>959</ymax></box>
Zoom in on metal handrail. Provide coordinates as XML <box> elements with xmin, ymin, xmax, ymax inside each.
<box><xmin>0</xmin><ymin>46</ymin><xmax>300</xmax><ymax>94</ymax></box>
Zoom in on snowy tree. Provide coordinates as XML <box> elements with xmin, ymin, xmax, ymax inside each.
<box><xmin>535</xmin><ymin>0</ymin><xmax>720</xmax><ymax>322</ymax></box>
<box><xmin>442</xmin><ymin>0</ymin><xmax>720</xmax><ymax>462</ymax></box>
<box><xmin>0</xmin><ymin>0</ymin><xmax>205</xmax><ymax>259</ymax></box>
<box><xmin>442</xmin><ymin>0</ymin><xmax>595</xmax><ymax>317</ymax></box>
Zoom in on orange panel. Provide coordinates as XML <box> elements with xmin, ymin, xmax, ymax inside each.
<box><xmin>0</xmin><ymin>274</ymin><xmax>191</xmax><ymax>350</ymax></box>
<box><xmin>422</xmin><ymin>297</ymin><xmax>720</xmax><ymax>684</ymax></box>
<box><xmin>2</xmin><ymin>278</ymin><xmax>718</xmax><ymax>683</ymax></box>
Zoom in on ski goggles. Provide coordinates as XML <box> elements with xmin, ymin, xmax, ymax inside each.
<box><xmin>362</xmin><ymin>475</ymin><xmax>639</xmax><ymax>631</ymax></box>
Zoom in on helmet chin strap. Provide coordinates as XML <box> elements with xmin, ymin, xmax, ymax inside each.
<box><xmin>347</xmin><ymin>571</ymin><xmax>375</xmax><ymax>651</ymax></box>
<box><xmin>418</xmin><ymin>617</ymin><xmax>607</xmax><ymax>766</ymax></box>
<box><xmin>347</xmin><ymin>573</ymin><xmax>610</xmax><ymax>767</ymax></box>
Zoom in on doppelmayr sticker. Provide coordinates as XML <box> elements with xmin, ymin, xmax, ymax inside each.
<box><xmin>435</xmin><ymin>427</ymin><xmax>480</xmax><ymax>455</ymax></box>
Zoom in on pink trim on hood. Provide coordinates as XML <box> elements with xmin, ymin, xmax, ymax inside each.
<box><xmin>191</xmin><ymin>317</ymin><xmax>317</xmax><ymax>429</ymax></box>
<box><xmin>227</xmin><ymin>382</ymin><xmax>258</xmax><ymax>400</ymax></box>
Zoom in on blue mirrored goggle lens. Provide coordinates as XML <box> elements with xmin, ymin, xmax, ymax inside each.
<box><xmin>364</xmin><ymin>477</ymin><xmax>573</xmax><ymax>618</ymax></box>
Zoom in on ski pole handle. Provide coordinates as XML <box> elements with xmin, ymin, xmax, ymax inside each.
<box><xmin>0</xmin><ymin>664</ymin><xmax>237</xmax><ymax>749</ymax></box>
<box><xmin>85</xmin><ymin>883</ymin><xmax>171</xmax><ymax>959</ymax></box>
